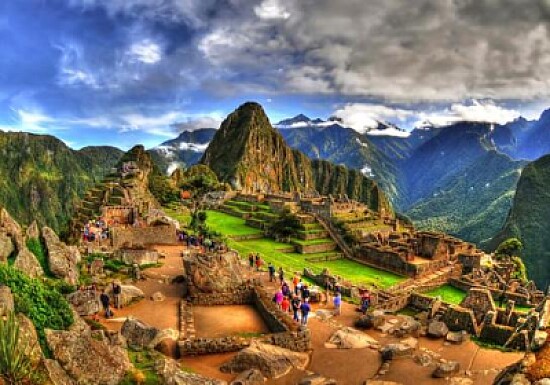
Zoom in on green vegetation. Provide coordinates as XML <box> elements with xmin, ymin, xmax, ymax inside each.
<box><xmin>120</xmin><ymin>350</ymin><xmax>162</xmax><ymax>385</ymax></box>
<box><xmin>0</xmin><ymin>312</ymin><xmax>41</xmax><ymax>385</ymax></box>
<box><xmin>0</xmin><ymin>265</ymin><xmax>73</xmax><ymax>352</ymax></box>
<box><xmin>267</xmin><ymin>210</ymin><xmax>302</xmax><ymax>239</ymax></box>
<box><xmin>205</xmin><ymin>210</ymin><xmax>261</xmax><ymax>236</ymax></box>
<box><xmin>26</xmin><ymin>238</ymin><xmax>51</xmax><ymax>277</ymax></box>
<box><xmin>424</xmin><ymin>285</ymin><xmax>467</xmax><ymax>305</ymax></box>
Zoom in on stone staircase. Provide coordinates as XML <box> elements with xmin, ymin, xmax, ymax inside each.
<box><xmin>313</xmin><ymin>214</ymin><xmax>354</xmax><ymax>260</ymax></box>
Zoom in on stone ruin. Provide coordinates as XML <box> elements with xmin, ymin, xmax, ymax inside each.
<box><xmin>179</xmin><ymin>249</ymin><xmax>311</xmax><ymax>357</ymax></box>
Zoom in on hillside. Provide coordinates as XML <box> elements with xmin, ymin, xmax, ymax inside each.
<box><xmin>201</xmin><ymin>102</ymin><xmax>390</xmax><ymax>213</ymax></box>
<box><xmin>490</xmin><ymin>154</ymin><xmax>550</xmax><ymax>287</ymax></box>
<box><xmin>0</xmin><ymin>131</ymin><xmax>122</xmax><ymax>234</ymax></box>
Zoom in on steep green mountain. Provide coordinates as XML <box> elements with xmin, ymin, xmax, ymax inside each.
<box><xmin>201</xmin><ymin>102</ymin><xmax>390</xmax><ymax>213</ymax></box>
<box><xmin>490</xmin><ymin>154</ymin><xmax>550</xmax><ymax>287</ymax></box>
<box><xmin>0</xmin><ymin>131</ymin><xmax>122</xmax><ymax>234</ymax></box>
<box><xmin>407</xmin><ymin>151</ymin><xmax>525</xmax><ymax>246</ymax></box>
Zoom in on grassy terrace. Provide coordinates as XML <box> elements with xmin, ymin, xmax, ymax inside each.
<box><xmin>201</xmin><ymin>209</ymin><xmax>404</xmax><ymax>289</ymax></box>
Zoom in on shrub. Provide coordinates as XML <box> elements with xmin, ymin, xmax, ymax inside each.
<box><xmin>0</xmin><ymin>265</ymin><xmax>74</xmax><ymax>352</ymax></box>
<box><xmin>26</xmin><ymin>238</ymin><xmax>51</xmax><ymax>277</ymax></box>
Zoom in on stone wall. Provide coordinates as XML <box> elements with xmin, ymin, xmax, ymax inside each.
<box><xmin>408</xmin><ymin>293</ymin><xmax>436</xmax><ymax>311</ymax></box>
<box><xmin>116</xmin><ymin>249</ymin><xmax>159</xmax><ymax>266</ymax></box>
<box><xmin>450</xmin><ymin>278</ymin><xmax>532</xmax><ymax>306</ymax></box>
<box><xmin>441</xmin><ymin>306</ymin><xmax>479</xmax><ymax>335</ymax></box>
<box><xmin>111</xmin><ymin>224</ymin><xmax>177</xmax><ymax>248</ymax></box>
<box><xmin>189</xmin><ymin>286</ymin><xmax>254</xmax><ymax>306</ymax></box>
<box><xmin>293</xmin><ymin>242</ymin><xmax>336</xmax><ymax>254</ymax></box>
<box><xmin>178</xmin><ymin>337</ymin><xmax>250</xmax><ymax>356</ymax></box>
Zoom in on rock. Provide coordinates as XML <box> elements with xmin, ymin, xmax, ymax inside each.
<box><xmin>17</xmin><ymin>314</ymin><xmax>42</xmax><ymax>365</ymax></box>
<box><xmin>150</xmin><ymin>328</ymin><xmax>179</xmax><ymax>357</ymax></box>
<box><xmin>46</xmin><ymin>327</ymin><xmax>131</xmax><ymax>385</ymax></box>
<box><xmin>121</xmin><ymin>317</ymin><xmax>159</xmax><ymax>350</ymax></box>
<box><xmin>427</xmin><ymin>321</ymin><xmax>449</xmax><ymax>339</ymax></box>
<box><xmin>42</xmin><ymin>359</ymin><xmax>76</xmax><ymax>385</ymax></box>
<box><xmin>432</xmin><ymin>361</ymin><xmax>460</xmax><ymax>378</ymax></box>
<box><xmin>156</xmin><ymin>356</ymin><xmax>227</xmax><ymax>385</ymax></box>
<box><xmin>413</xmin><ymin>353</ymin><xmax>433</xmax><ymax>367</ymax></box>
<box><xmin>231</xmin><ymin>369</ymin><xmax>265</xmax><ymax>385</ymax></box>
<box><xmin>220</xmin><ymin>341</ymin><xmax>309</xmax><ymax>379</ymax></box>
<box><xmin>400</xmin><ymin>336</ymin><xmax>418</xmax><ymax>350</ymax></box>
<box><xmin>0</xmin><ymin>208</ymin><xmax>24</xmax><ymax>250</ymax></box>
<box><xmin>534</xmin><ymin>379</ymin><xmax>550</xmax><ymax>385</ymax></box>
<box><xmin>26</xmin><ymin>221</ymin><xmax>40</xmax><ymax>240</ymax></box>
<box><xmin>185</xmin><ymin>251</ymin><xmax>245</xmax><ymax>293</ymax></box>
<box><xmin>106</xmin><ymin>285</ymin><xmax>144</xmax><ymax>307</ymax></box>
<box><xmin>42</xmin><ymin>226</ymin><xmax>80</xmax><ymax>285</ymax></box>
<box><xmin>298</xmin><ymin>373</ymin><xmax>337</xmax><ymax>385</ymax></box>
<box><xmin>355</xmin><ymin>314</ymin><xmax>375</xmax><ymax>329</ymax></box>
<box><xmin>380</xmin><ymin>343</ymin><xmax>414</xmax><ymax>359</ymax></box>
<box><xmin>510</xmin><ymin>374</ymin><xmax>532</xmax><ymax>385</ymax></box>
<box><xmin>13</xmin><ymin>247</ymin><xmax>44</xmax><ymax>278</ymax></box>
<box><xmin>446</xmin><ymin>331</ymin><xmax>467</xmax><ymax>344</ymax></box>
<box><xmin>533</xmin><ymin>331</ymin><xmax>548</xmax><ymax>350</ymax></box>
<box><xmin>316</xmin><ymin>309</ymin><xmax>333</xmax><ymax>321</ymax></box>
<box><xmin>67</xmin><ymin>290</ymin><xmax>100</xmax><ymax>316</ymax></box>
<box><xmin>326</xmin><ymin>327</ymin><xmax>379</xmax><ymax>349</ymax></box>
<box><xmin>151</xmin><ymin>291</ymin><xmax>166</xmax><ymax>302</ymax></box>
<box><xmin>376</xmin><ymin>321</ymin><xmax>394</xmax><ymax>334</ymax></box>
<box><xmin>0</xmin><ymin>285</ymin><xmax>14</xmax><ymax>316</ymax></box>
<box><xmin>449</xmin><ymin>378</ymin><xmax>474</xmax><ymax>385</ymax></box>
<box><xmin>0</xmin><ymin>231</ymin><xmax>14</xmax><ymax>263</ymax></box>
<box><xmin>364</xmin><ymin>381</ymin><xmax>403</xmax><ymax>385</ymax></box>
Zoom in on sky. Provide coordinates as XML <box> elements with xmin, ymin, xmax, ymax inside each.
<box><xmin>2</xmin><ymin>0</ymin><xmax>550</xmax><ymax>149</ymax></box>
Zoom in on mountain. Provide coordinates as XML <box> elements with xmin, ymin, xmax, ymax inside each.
<box><xmin>367</xmin><ymin>127</ymin><xmax>442</xmax><ymax>161</ymax></box>
<box><xmin>0</xmin><ymin>131</ymin><xmax>122</xmax><ymax>234</ymax></box>
<box><xmin>201</xmin><ymin>102</ymin><xmax>390</xmax><ymax>213</ymax></box>
<box><xmin>490</xmin><ymin>154</ymin><xmax>550</xmax><ymax>288</ymax></box>
<box><xmin>149</xmin><ymin>128</ymin><xmax>216</xmax><ymax>174</ymax></box>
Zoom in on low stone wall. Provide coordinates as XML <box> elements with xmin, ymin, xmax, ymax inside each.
<box><xmin>230</xmin><ymin>233</ymin><xmax>265</xmax><ymax>241</ymax></box>
<box><xmin>408</xmin><ymin>293</ymin><xmax>436</xmax><ymax>311</ymax></box>
<box><xmin>189</xmin><ymin>286</ymin><xmax>254</xmax><ymax>306</ymax></box>
<box><xmin>297</xmin><ymin>231</ymin><xmax>329</xmax><ymax>240</ymax></box>
<box><xmin>293</xmin><ymin>242</ymin><xmax>336</xmax><ymax>254</ymax></box>
<box><xmin>116</xmin><ymin>249</ymin><xmax>159</xmax><ymax>266</ymax></box>
<box><xmin>449</xmin><ymin>278</ymin><xmax>532</xmax><ymax>306</ymax></box>
<box><xmin>178</xmin><ymin>337</ymin><xmax>250</xmax><ymax>356</ymax></box>
<box><xmin>441</xmin><ymin>306</ymin><xmax>479</xmax><ymax>335</ymax></box>
<box><xmin>111</xmin><ymin>224</ymin><xmax>177</xmax><ymax>248</ymax></box>
<box><xmin>267</xmin><ymin>328</ymin><xmax>311</xmax><ymax>352</ymax></box>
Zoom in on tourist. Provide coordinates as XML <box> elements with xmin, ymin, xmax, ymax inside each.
<box><xmin>291</xmin><ymin>296</ymin><xmax>301</xmax><ymax>322</ymax></box>
<box><xmin>255</xmin><ymin>255</ymin><xmax>262</xmax><ymax>271</ymax></box>
<box><xmin>100</xmin><ymin>290</ymin><xmax>111</xmax><ymax>319</ymax></box>
<box><xmin>333</xmin><ymin>293</ymin><xmax>342</xmax><ymax>316</ymax></box>
<box><xmin>360</xmin><ymin>291</ymin><xmax>371</xmax><ymax>314</ymax></box>
<box><xmin>292</xmin><ymin>274</ymin><xmax>300</xmax><ymax>292</ymax></box>
<box><xmin>112</xmin><ymin>282</ymin><xmax>122</xmax><ymax>309</ymax></box>
<box><xmin>300</xmin><ymin>298</ymin><xmax>311</xmax><ymax>325</ymax></box>
<box><xmin>268</xmin><ymin>263</ymin><xmax>276</xmax><ymax>282</ymax></box>
<box><xmin>248</xmin><ymin>254</ymin><xmax>254</xmax><ymax>269</ymax></box>
<box><xmin>281</xmin><ymin>296</ymin><xmax>290</xmax><ymax>313</ymax></box>
<box><xmin>132</xmin><ymin>263</ymin><xmax>141</xmax><ymax>281</ymax></box>
<box><xmin>274</xmin><ymin>289</ymin><xmax>284</xmax><ymax>309</ymax></box>
<box><xmin>278</xmin><ymin>267</ymin><xmax>284</xmax><ymax>284</ymax></box>
<box><xmin>282</xmin><ymin>282</ymin><xmax>291</xmax><ymax>298</ymax></box>
<box><xmin>301</xmin><ymin>285</ymin><xmax>310</xmax><ymax>301</ymax></box>
<box><xmin>295</xmin><ymin>279</ymin><xmax>303</xmax><ymax>296</ymax></box>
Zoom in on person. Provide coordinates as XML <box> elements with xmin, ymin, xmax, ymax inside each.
<box><xmin>268</xmin><ymin>263</ymin><xmax>276</xmax><ymax>282</ymax></box>
<box><xmin>255</xmin><ymin>255</ymin><xmax>262</xmax><ymax>271</ymax></box>
<box><xmin>278</xmin><ymin>267</ymin><xmax>284</xmax><ymax>284</ymax></box>
<box><xmin>132</xmin><ymin>263</ymin><xmax>141</xmax><ymax>281</ymax></box>
<box><xmin>333</xmin><ymin>293</ymin><xmax>342</xmax><ymax>316</ymax></box>
<box><xmin>295</xmin><ymin>279</ymin><xmax>303</xmax><ymax>296</ymax></box>
<box><xmin>112</xmin><ymin>282</ymin><xmax>122</xmax><ymax>309</ymax></box>
<box><xmin>291</xmin><ymin>295</ymin><xmax>301</xmax><ymax>322</ymax></box>
<box><xmin>292</xmin><ymin>274</ymin><xmax>300</xmax><ymax>292</ymax></box>
<box><xmin>282</xmin><ymin>282</ymin><xmax>291</xmax><ymax>298</ymax></box>
<box><xmin>301</xmin><ymin>285</ymin><xmax>310</xmax><ymax>301</ymax></box>
<box><xmin>281</xmin><ymin>296</ymin><xmax>290</xmax><ymax>313</ymax></box>
<box><xmin>300</xmin><ymin>298</ymin><xmax>311</xmax><ymax>326</ymax></box>
<box><xmin>99</xmin><ymin>290</ymin><xmax>111</xmax><ymax>318</ymax></box>
<box><xmin>274</xmin><ymin>289</ymin><xmax>284</xmax><ymax>309</ymax></box>
<box><xmin>248</xmin><ymin>254</ymin><xmax>254</xmax><ymax>269</ymax></box>
<box><xmin>360</xmin><ymin>291</ymin><xmax>371</xmax><ymax>314</ymax></box>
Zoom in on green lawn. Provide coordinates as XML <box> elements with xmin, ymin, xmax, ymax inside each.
<box><xmin>205</xmin><ymin>210</ymin><xmax>262</xmax><ymax>236</ymax></box>
<box><xmin>424</xmin><ymin>285</ymin><xmax>467</xmax><ymax>305</ymax></box>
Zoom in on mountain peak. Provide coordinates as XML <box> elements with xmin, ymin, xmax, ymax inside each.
<box><xmin>276</xmin><ymin>113</ymin><xmax>312</xmax><ymax>126</ymax></box>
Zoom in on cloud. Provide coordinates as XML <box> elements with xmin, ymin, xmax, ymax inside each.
<box><xmin>128</xmin><ymin>40</ymin><xmax>162</xmax><ymax>64</ymax></box>
<box><xmin>333</xmin><ymin>103</ymin><xmax>413</xmax><ymax>134</ymax></box>
<box><xmin>171</xmin><ymin>116</ymin><xmax>222</xmax><ymax>132</ymax></box>
<box><xmin>254</xmin><ymin>0</ymin><xmax>291</xmax><ymax>20</ymax></box>
<box><xmin>416</xmin><ymin>100</ymin><xmax>521</xmax><ymax>127</ymax></box>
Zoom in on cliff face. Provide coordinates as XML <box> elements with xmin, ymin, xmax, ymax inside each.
<box><xmin>201</xmin><ymin>102</ymin><xmax>390</xmax><ymax>213</ymax></box>
<box><xmin>490</xmin><ymin>154</ymin><xmax>550</xmax><ymax>287</ymax></box>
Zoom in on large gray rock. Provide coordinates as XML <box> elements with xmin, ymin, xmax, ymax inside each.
<box><xmin>156</xmin><ymin>356</ymin><xmax>227</xmax><ymax>385</ymax></box>
<box><xmin>67</xmin><ymin>290</ymin><xmax>100</xmax><ymax>316</ymax></box>
<box><xmin>42</xmin><ymin>359</ymin><xmax>77</xmax><ymax>385</ymax></box>
<box><xmin>231</xmin><ymin>369</ymin><xmax>265</xmax><ymax>385</ymax></box>
<box><xmin>121</xmin><ymin>317</ymin><xmax>159</xmax><ymax>350</ymax></box>
<box><xmin>42</xmin><ymin>227</ymin><xmax>80</xmax><ymax>285</ymax></box>
<box><xmin>0</xmin><ymin>208</ymin><xmax>24</xmax><ymax>250</ymax></box>
<box><xmin>325</xmin><ymin>327</ymin><xmax>379</xmax><ymax>349</ymax></box>
<box><xmin>106</xmin><ymin>285</ymin><xmax>144</xmax><ymax>307</ymax></box>
<box><xmin>0</xmin><ymin>285</ymin><xmax>14</xmax><ymax>316</ymax></box>
<box><xmin>432</xmin><ymin>361</ymin><xmax>460</xmax><ymax>378</ymax></box>
<box><xmin>298</xmin><ymin>373</ymin><xmax>337</xmax><ymax>385</ymax></box>
<box><xmin>0</xmin><ymin>231</ymin><xmax>14</xmax><ymax>263</ymax></box>
<box><xmin>221</xmin><ymin>342</ymin><xmax>309</xmax><ymax>379</ymax></box>
<box><xmin>46</xmin><ymin>327</ymin><xmax>132</xmax><ymax>385</ymax></box>
<box><xmin>17</xmin><ymin>314</ymin><xmax>42</xmax><ymax>365</ymax></box>
<box><xmin>185</xmin><ymin>251</ymin><xmax>245</xmax><ymax>293</ymax></box>
<box><xmin>427</xmin><ymin>321</ymin><xmax>449</xmax><ymax>339</ymax></box>
<box><xmin>13</xmin><ymin>247</ymin><xmax>44</xmax><ymax>278</ymax></box>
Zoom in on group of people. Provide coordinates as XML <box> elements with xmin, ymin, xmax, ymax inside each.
<box><xmin>271</xmin><ymin>272</ymin><xmax>312</xmax><ymax>325</ymax></box>
<box><xmin>180</xmin><ymin>231</ymin><xmax>225</xmax><ymax>253</ymax></box>
<box><xmin>82</xmin><ymin>219</ymin><xmax>110</xmax><ymax>242</ymax></box>
<box><xmin>249</xmin><ymin>253</ymin><xmax>263</xmax><ymax>271</ymax></box>
<box><xmin>95</xmin><ymin>281</ymin><xmax>123</xmax><ymax>320</ymax></box>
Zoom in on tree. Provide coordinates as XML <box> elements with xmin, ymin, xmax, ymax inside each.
<box><xmin>495</xmin><ymin>237</ymin><xmax>523</xmax><ymax>259</ymax></box>
<box><xmin>0</xmin><ymin>312</ymin><xmax>38</xmax><ymax>385</ymax></box>
<box><xmin>268</xmin><ymin>210</ymin><xmax>301</xmax><ymax>240</ymax></box>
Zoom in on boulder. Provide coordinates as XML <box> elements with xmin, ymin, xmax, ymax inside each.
<box><xmin>354</xmin><ymin>314</ymin><xmax>375</xmax><ymax>329</ymax></box>
<box><xmin>449</xmin><ymin>378</ymin><xmax>474</xmax><ymax>385</ymax></box>
<box><xmin>0</xmin><ymin>231</ymin><xmax>14</xmax><ymax>262</ymax></box>
<box><xmin>42</xmin><ymin>226</ymin><xmax>80</xmax><ymax>285</ymax></box>
<box><xmin>0</xmin><ymin>208</ymin><xmax>24</xmax><ymax>250</ymax></box>
<box><xmin>298</xmin><ymin>373</ymin><xmax>337</xmax><ymax>385</ymax></box>
<box><xmin>106</xmin><ymin>285</ymin><xmax>144</xmax><ymax>307</ymax></box>
<box><xmin>13</xmin><ymin>247</ymin><xmax>44</xmax><ymax>278</ymax></box>
<box><xmin>151</xmin><ymin>291</ymin><xmax>166</xmax><ymax>302</ymax></box>
<box><xmin>427</xmin><ymin>321</ymin><xmax>449</xmax><ymax>339</ymax></box>
<box><xmin>379</xmin><ymin>343</ymin><xmax>414</xmax><ymax>360</ymax></box>
<box><xmin>432</xmin><ymin>361</ymin><xmax>460</xmax><ymax>378</ymax></box>
<box><xmin>67</xmin><ymin>290</ymin><xmax>100</xmax><ymax>316</ymax></box>
<box><xmin>220</xmin><ymin>341</ymin><xmax>309</xmax><ymax>379</ymax></box>
<box><xmin>185</xmin><ymin>251</ymin><xmax>245</xmax><ymax>293</ymax></box>
<box><xmin>150</xmin><ymin>328</ymin><xmax>179</xmax><ymax>357</ymax></box>
<box><xmin>156</xmin><ymin>356</ymin><xmax>227</xmax><ymax>385</ymax></box>
<box><xmin>0</xmin><ymin>285</ymin><xmax>14</xmax><ymax>316</ymax></box>
<box><xmin>17</xmin><ymin>314</ymin><xmax>42</xmax><ymax>365</ymax></box>
<box><xmin>121</xmin><ymin>317</ymin><xmax>160</xmax><ymax>350</ymax></box>
<box><xmin>325</xmin><ymin>327</ymin><xmax>379</xmax><ymax>349</ymax></box>
<box><xmin>231</xmin><ymin>369</ymin><xmax>265</xmax><ymax>385</ymax></box>
<box><xmin>446</xmin><ymin>331</ymin><xmax>467</xmax><ymax>344</ymax></box>
<box><xmin>533</xmin><ymin>331</ymin><xmax>548</xmax><ymax>350</ymax></box>
<box><xmin>42</xmin><ymin>359</ymin><xmax>76</xmax><ymax>385</ymax></box>
<box><xmin>46</xmin><ymin>327</ymin><xmax>131</xmax><ymax>385</ymax></box>
<box><xmin>26</xmin><ymin>221</ymin><xmax>40</xmax><ymax>241</ymax></box>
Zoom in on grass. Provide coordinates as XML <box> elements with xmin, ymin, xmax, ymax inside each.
<box><xmin>120</xmin><ymin>350</ymin><xmax>161</xmax><ymax>385</ymax></box>
<box><xmin>424</xmin><ymin>285</ymin><xmax>467</xmax><ymax>305</ymax></box>
<box><xmin>205</xmin><ymin>210</ymin><xmax>262</xmax><ymax>236</ymax></box>
<box><xmin>291</xmin><ymin>238</ymin><xmax>335</xmax><ymax>246</ymax></box>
